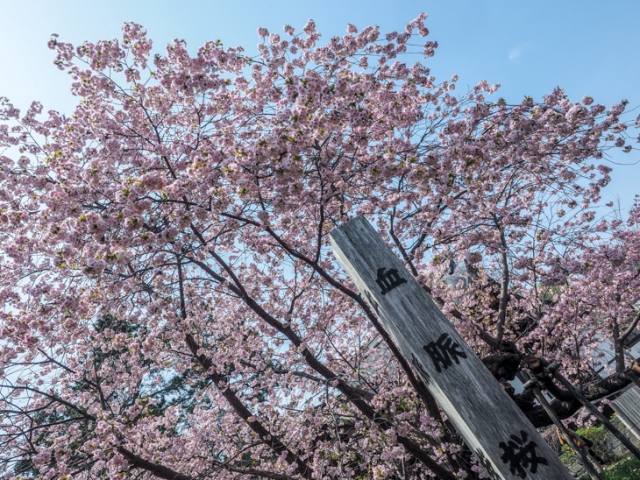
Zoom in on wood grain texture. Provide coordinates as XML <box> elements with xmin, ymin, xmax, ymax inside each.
<box><xmin>330</xmin><ymin>216</ymin><xmax>573</xmax><ymax>480</ymax></box>
<box><xmin>612</xmin><ymin>386</ymin><xmax>640</xmax><ymax>442</ymax></box>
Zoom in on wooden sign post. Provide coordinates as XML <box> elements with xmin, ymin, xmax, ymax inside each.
<box><xmin>330</xmin><ymin>216</ymin><xmax>573</xmax><ymax>479</ymax></box>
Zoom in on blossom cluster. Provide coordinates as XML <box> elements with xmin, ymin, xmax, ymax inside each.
<box><xmin>0</xmin><ymin>14</ymin><xmax>638</xmax><ymax>480</ymax></box>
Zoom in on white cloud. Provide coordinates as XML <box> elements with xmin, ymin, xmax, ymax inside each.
<box><xmin>508</xmin><ymin>42</ymin><xmax>533</xmax><ymax>61</ymax></box>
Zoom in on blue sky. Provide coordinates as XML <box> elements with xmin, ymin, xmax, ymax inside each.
<box><xmin>2</xmin><ymin>0</ymin><xmax>639</xmax><ymax>208</ymax></box>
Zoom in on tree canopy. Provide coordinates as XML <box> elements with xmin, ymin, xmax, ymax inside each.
<box><xmin>1</xmin><ymin>15</ymin><xmax>639</xmax><ymax>479</ymax></box>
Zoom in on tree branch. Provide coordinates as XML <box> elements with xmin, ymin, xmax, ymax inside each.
<box><xmin>118</xmin><ymin>447</ymin><xmax>194</xmax><ymax>480</ymax></box>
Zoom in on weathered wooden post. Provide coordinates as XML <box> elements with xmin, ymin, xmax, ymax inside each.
<box><xmin>330</xmin><ymin>216</ymin><xmax>573</xmax><ymax>479</ymax></box>
<box><xmin>521</xmin><ymin>371</ymin><xmax>603</xmax><ymax>480</ymax></box>
<box><xmin>548</xmin><ymin>365</ymin><xmax>640</xmax><ymax>462</ymax></box>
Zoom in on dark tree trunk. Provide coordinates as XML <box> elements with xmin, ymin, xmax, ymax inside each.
<box><xmin>481</xmin><ymin>352</ymin><xmax>640</xmax><ymax>428</ymax></box>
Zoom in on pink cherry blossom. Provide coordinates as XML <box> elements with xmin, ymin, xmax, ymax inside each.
<box><xmin>0</xmin><ymin>14</ymin><xmax>638</xmax><ymax>480</ymax></box>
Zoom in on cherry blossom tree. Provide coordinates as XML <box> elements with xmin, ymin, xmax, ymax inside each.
<box><xmin>1</xmin><ymin>15</ymin><xmax>639</xmax><ymax>479</ymax></box>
